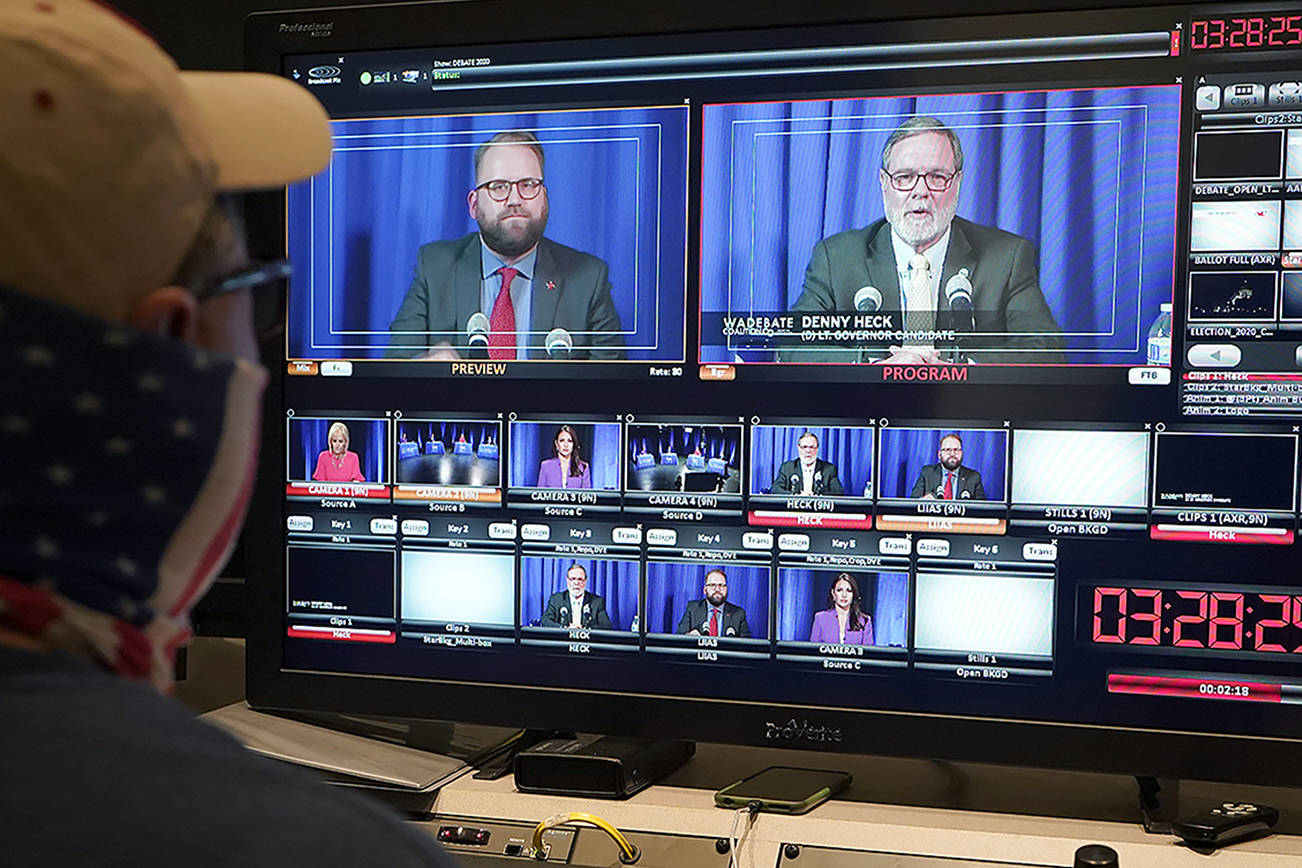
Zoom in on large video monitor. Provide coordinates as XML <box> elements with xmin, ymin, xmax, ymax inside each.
<box><xmin>246</xmin><ymin>0</ymin><xmax>1302</xmax><ymax>785</ymax></box>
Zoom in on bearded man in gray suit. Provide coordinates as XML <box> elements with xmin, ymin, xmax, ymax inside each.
<box><xmin>387</xmin><ymin>130</ymin><xmax>625</xmax><ymax>361</ymax></box>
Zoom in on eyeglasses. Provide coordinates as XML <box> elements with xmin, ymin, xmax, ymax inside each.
<box><xmin>939</xmin><ymin>446</ymin><xmax>963</xmax><ymax>453</ymax></box>
<box><xmin>195</xmin><ymin>259</ymin><xmax>292</xmax><ymax>339</ymax></box>
<box><xmin>476</xmin><ymin>177</ymin><xmax>545</xmax><ymax>201</ymax></box>
<box><xmin>705</xmin><ymin>582</ymin><xmax>727</xmax><ymax>589</ymax></box>
<box><xmin>886</xmin><ymin>170</ymin><xmax>958</xmax><ymax>192</ymax></box>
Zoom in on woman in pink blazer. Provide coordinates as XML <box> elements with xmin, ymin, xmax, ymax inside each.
<box><xmin>313</xmin><ymin>421</ymin><xmax>364</xmax><ymax>482</ymax></box>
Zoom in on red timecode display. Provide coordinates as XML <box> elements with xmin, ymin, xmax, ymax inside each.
<box><xmin>1190</xmin><ymin>15</ymin><xmax>1302</xmax><ymax>49</ymax></box>
<box><xmin>1085</xmin><ymin>585</ymin><xmax>1302</xmax><ymax>654</ymax></box>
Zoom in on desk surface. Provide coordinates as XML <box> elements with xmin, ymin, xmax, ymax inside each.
<box><xmin>193</xmin><ymin>684</ymin><xmax>1302</xmax><ymax>868</ymax></box>
<box><xmin>430</xmin><ymin>769</ymin><xmax>1302</xmax><ymax>867</ymax></box>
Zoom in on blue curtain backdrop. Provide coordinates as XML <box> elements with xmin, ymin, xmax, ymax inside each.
<box><xmin>775</xmin><ymin>569</ymin><xmax>909</xmax><ymax>647</ymax></box>
<box><xmin>877</xmin><ymin>428</ymin><xmax>1007</xmax><ymax>500</ymax></box>
<box><xmin>645</xmin><ymin>562</ymin><xmax>770</xmax><ymax>638</ymax></box>
<box><xmin>700</xmin><ymin>86</ymin><xmax>1181</xmax><ymax>363</ymax></box>
<box><xmin>509</xmin><ymin>421</ymin><xmax>622</xmax><ymax>489</ymax></box>
<box><xmin>287</xmin><ymin>107</ymin><xmax>689</xmax><ymax>361</ymax></box>
<box><xmin>290</xmin><ymin>418</ymin><xmax>386</xmax><ymax>483</ymax></box>
<box><xmin>749</xmin><ymin>426</ymin><xmax>873</xmax><ymax>496</ymax></box>
<box><xmin>519</xmin><ymin>557</ymin><xmax>640</xmax><ymax>629</ymax></box>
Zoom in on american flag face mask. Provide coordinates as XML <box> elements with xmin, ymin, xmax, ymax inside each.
<box><xmin>0</xmin><ymin>285</ymin><xmax>266</xmax><ymax>691</ymax></box>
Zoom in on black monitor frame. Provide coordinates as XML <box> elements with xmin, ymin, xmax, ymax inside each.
<box><xmin>243</xmin><ymin>0</ymin><xmax>1302</xmax><ymax>786</ymax></box>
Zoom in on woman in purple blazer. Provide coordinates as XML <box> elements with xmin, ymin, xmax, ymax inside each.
<box><xmin>536</xmin><ymin>424</ymin><xmax>592</xmax><ymax>489</ymax></box>
<box><xmin>808</xmin><ymin>572</ymin><xmax>873</xmax><ymax>645</ymax></box>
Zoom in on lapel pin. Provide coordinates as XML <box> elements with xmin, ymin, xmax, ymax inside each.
<box><xmin>546</xmin><ymin>280</ymin><xmax>556</xmax><ymax>291</ymax></box>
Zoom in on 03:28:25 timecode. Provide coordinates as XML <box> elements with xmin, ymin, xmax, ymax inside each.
<box><xmin>1087</xmin><ymin>586</ymin><xmax>1302</xmax><ymax>653</ymax></box>
<box><xmin>1190</xmin><ymin>15</ymin><xmax>1302</xmax><ymax>49</ymax></box>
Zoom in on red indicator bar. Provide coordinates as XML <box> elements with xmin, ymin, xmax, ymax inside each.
<box><xmin>287</xmin><ymin>625</ymin><xmax>396</xmax><ymax>644</ymax></box>
<box><xmin>1108</xmin><ymin>673</ymin><xmax>1281</xmax><ymax>702</ymax></box>
<box><xmin>1170</xmin><ymin>29</ymin><xmax>1180</xmax><ymax>56</ymax></box>
<box><xmin>1150</xmin><ymin>525</ymin><xmax>1293</xmax><ymax>545</ymax></box>
<box><xmin>285</xmin><ymin>482</ymin><xmax>391</xmax><ymax>500</ymax></box>
<box><xmin>749</xmin><ymin>511</ymin><xmax>872</xmax><ymax>529</ymax></box>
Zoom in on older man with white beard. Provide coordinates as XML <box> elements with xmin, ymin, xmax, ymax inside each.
<box><xmin>787</xmin><ymin>116</ymin><xmax>1063</xmax><ymax>364</ymax></box>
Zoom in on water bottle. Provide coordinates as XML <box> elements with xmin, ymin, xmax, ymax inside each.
<box><xmin>1146</xmin><ymin>303</ymin><xmax>1172</xmax><ymax>366</ymax></box>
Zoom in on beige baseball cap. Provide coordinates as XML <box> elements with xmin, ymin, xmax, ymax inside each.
<box><xmin>0</xmin><ymin>0</ymin><xmax>332</xmax><ymax>321</ymax></box>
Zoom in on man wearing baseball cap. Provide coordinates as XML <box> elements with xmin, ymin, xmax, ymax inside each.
<box><xmin>0</xmin><ymin>1</ymin><xmax>456</xmax><ymax>864</ymax></box>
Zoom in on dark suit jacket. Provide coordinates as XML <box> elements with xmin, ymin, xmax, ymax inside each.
<box><xmin>770</xmin><ymin>458</ymin><xmax>844</xmax><ymax>496</ymax></box>
<box><xmin>910</xmin><ymin>463</ymin><xmax>985</xmax><ymax>501</ymax></box>
<box><xmin>541</xmin><ymin>590</ymin><xmax>613</xmax><ymax>630</ymax></box>
<box><xmin>786</xmin><ymin>217</ymin><xmax>1064</xmax><ymax>363</ymax></box>
<box><xmin>386</xmin><ymin>233</ymin><xmax>625</xmax><ymax>359</ymax></box>
<box><xmin>675</xmin><ymin>600</ymin><xmax>750</xmax><ymax>638</ymax></box>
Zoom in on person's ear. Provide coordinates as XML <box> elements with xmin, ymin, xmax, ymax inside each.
<box><xmin>127</xmin><ymin>286</ymin><xmax>199</xmax><ymax>342</ymax></box>
<box><xmin>467</xmin><ymin>187</ymin><xmax>479</xmax><ymax>220</ymax></box>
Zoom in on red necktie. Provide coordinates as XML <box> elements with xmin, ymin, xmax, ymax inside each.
<box><xmin>488</xmin><ymin>266</ymin><xmax>518</xmax><ymax>360</ymax></box>
<box><xmin>943</xmin><ymin>472</ymin><xmax>953</xmax><ymax>500</ymax></box>
<box><xmin>708</xmin><ymin>609</ymin><xmax>718</xmax><ymax>636</ymax></box>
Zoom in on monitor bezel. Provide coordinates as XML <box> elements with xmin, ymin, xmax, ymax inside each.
<box><xmin>243</xmin><ymin>0</ymin><xmax>1302</xmax><ymax>787</ymax></box>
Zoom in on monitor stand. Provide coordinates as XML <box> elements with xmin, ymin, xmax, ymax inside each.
<box><xmin>1136</xmin><ymin>775</ymin><xmax>1182</xmax><ymax>834</ymax></box>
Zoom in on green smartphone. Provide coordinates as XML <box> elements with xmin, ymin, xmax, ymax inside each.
<box><xmin>714</xmin><ymin>766</ymin><xmax>852</xmax><ymax>814</ymax></box>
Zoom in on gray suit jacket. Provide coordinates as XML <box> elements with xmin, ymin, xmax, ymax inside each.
<box><xmin>771</xmin><ymin>458</ymin><xmax>845</xmax><ymax>496</ymax></box>
<box><xmin>540</xmin><ymin>590</ymin><xmax>613</xmax><ymax>630</ymax></box>
<box><xmin>386</xmin><ymin>233</ymin><xmax>625</xmax><ymax>359</ymax></box>
<box><xmin>675</xmin><ymin>600</ymin><xmax>750</xmax><ymax>638</ymax></box>
<box><xmin>910</xmin><ymin>463</ymin><xmax>986</xmax><ymax>501</ymax></box>
<box><xmin>785</xmin><ymin>217</ymin><xmax>1064</xmax><ymax>363</ymax></box>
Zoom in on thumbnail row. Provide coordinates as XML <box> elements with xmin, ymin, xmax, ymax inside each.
<box><xmin>288</xmin><ymin>548</ymin><xmax>1054</xmax><ymax>663</ymax></box>
<box><xmin>1192</xmin><ymin>127</ymin><xmax>1302</xmax><ymax>185</ymax></box>
<box><xmin>288</xmin><ymin>416</ymin><xmax>1301</xmax><ymax>514</ymax></box>
<box><xmin>287</xmin><ymin>84</ymin><xmax>1180</xmax><ymax>367</ymax></box>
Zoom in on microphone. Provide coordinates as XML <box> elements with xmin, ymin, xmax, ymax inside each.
<box><xmin>582</xmin><ymin>604</ymin><xmax>591</xmax><ymax>614</ymax></box>
<box><xmin>790</xmin><ymin>474</ymin><xmax>800</xmax><ymax>492</ymax></box>
<box><xmin>466</xmin><ymin>312</ymin><xmax>490</xmax><ymax>360</ymax></box>
<box><xmin>725</xmin><ymin>626</ymin><xmax>736</xmax><ymax>637</ymax></box>
<box><xmin>944</xmin><ymin>269</ymin><xmax>974</xmax><ymax>363</ymax></box>
<box><xmin>853</xmin><ymin>285</ymin><xmax>883</xmax><ymax>313</ymax></box>
<box><xmin>945</xmin><ymin>269</ymin><xmax>975</xmax><ymax>331</ymax></box>
<box><xmin>814</xmin><ymin>472</ymin><xmax>822</xmax><ymax>494</ymax></box>
<box><xmin>934</xmin><ymin>484</ymin><xmax>946</xmax><ymax>499</ymax></box>
<box><xmin>545</xmin><ymin>327</ymin><xmax>573</xmax><ymax>360</ymax></box>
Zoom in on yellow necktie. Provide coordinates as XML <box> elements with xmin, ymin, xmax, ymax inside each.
<box><xmin>904</xmin><ymin>252</ymin><xmax>934</xmax><ymax>348</ymax></box>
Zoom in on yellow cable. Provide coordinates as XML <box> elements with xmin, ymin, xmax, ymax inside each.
<box><xmin>529</xmin><ymin>811</ymin><xmax>639</xmax><ymax>863</ymax></box>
